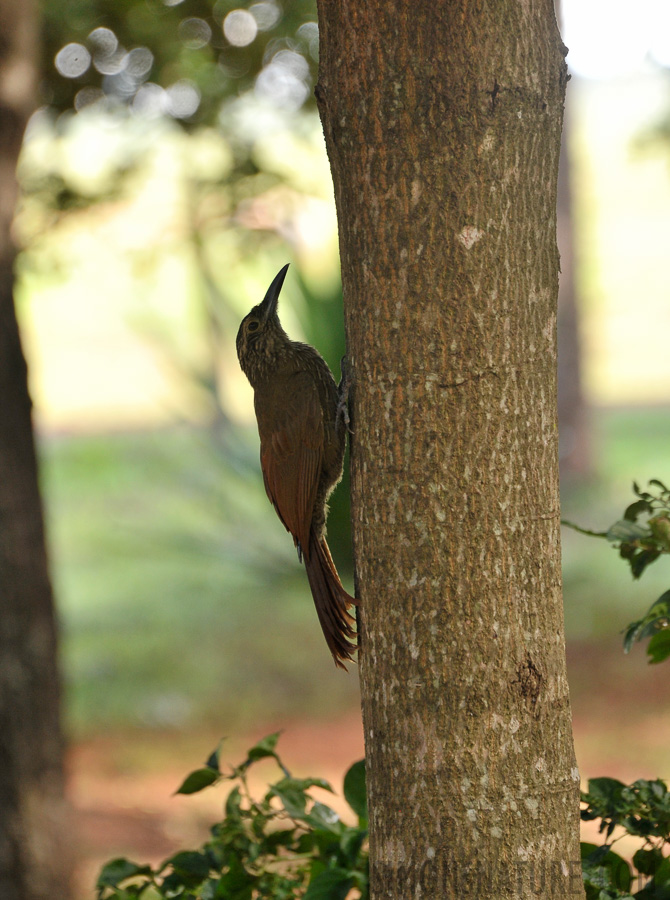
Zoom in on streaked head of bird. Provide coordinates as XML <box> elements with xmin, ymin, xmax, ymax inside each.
<box><xmin>236</xmin><ymin>263</ymin><xmax>291</xmax><ymax>385</ymax></box>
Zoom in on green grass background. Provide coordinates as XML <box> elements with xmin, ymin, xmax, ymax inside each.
<box><xmin>42</xmin><ymin>425</ymin><xmax>359</xmax><ymax>736</ymax></box>
<box><xmin>41</xmin><ymin>407</ymin><xmax>670</xmax><ymax>738</ymax></box>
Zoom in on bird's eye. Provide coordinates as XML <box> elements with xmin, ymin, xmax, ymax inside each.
<box><xmin>247</xmin><ymin>320</ymin><xmax>260</xmax><ymax>332</ymax></box>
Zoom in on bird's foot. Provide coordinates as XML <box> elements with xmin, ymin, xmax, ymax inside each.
<box><xmin>337</xmin><ymin>356</ymin><xmax>353</xmax><ymax>433</ymax></box>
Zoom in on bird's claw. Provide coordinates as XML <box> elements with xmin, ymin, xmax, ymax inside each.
<box><xmin>337</xmin><ymin>356</ymin><xmax>353</xmax><ymax>433</ymax></box>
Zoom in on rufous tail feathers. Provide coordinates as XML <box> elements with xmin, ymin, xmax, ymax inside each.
<box><xmin>304</xmin><ymin>529</ymin><xmax>358</xmax><ymax>669</ymax></box>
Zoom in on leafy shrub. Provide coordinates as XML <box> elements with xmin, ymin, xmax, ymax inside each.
<box><xmin>568</xmin><ymin>479</ymin><xmax>670</xmax><ymax>897</ymax></box>
<box><xmin>581</xmin><ymin>776</ymin><xmax>670</xmax><ymax>898</ymax></box>
<box><xmin>564</xmin><ymin>479</ymin><xmax>670</xmax><ymax>662</ymax></box>
<box><xmin>96</xmin><ymin>733</ymin><xmax>368</xmax><ymax>900</ymax></box>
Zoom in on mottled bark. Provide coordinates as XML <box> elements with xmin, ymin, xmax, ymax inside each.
<box><xmin>0</xmin><ymin>0</ymin><xmax>70</xmax><ymax>896</ymax></box>
<box><xmin>316</xmin><ymin>2</ymin><xmax>583</xmax><ymax>898</ymax></box>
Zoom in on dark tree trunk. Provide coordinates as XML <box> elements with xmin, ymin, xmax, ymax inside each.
<box><xmin>316</xmin><ymin>2</ymin><xmax>584</xmax><ymax>898</ymax></box>
<box><xmin>0</xmin><ymin>0</ymin><xmax>70</xmax><ymax>896</ymax></box>
<box><xmin>557</xmin><ymin>90</ymin><xmax>591</xmax><ymax>482</ymax></box>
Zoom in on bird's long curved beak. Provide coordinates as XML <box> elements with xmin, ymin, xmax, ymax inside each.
<box><xmin>259</xmin><ymin>263</ymin><xmax>289</xmax><ymax>322</ymax></box>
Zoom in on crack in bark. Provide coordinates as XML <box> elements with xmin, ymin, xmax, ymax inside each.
<box><xmin>510</xmin><ymin>656</ymin><xmax>543</xmax><ymax>712</ymax></box>
<box><xmin>314</xmin><ymin>81</ymin><xmax>326</xmax><ymax>109</ymax></box>
<box><xmin>488</xmin><ymin>78</ymin><xmax>500</xmax><ymax>113</ymax></box>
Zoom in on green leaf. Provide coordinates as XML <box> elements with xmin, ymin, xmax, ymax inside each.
<box><xmin>297</xmin><ymin>831</ymin><xmax>318</xmax><ymax>853</ymax></box>
<box><xmin>96</xmin><ymin>858</ymin><xmax>153</xmax><ymax>888</ymax></box>
<box><xmin>343</xmin><ymin>760</ymin><xmax>367</xmax><ymax>820</ymax></box>
<box><xmin>277</xmin><ymin>775</ymin><xmax>334</xmax><ymax>793</ymax></box>
<box><xmin>580</xmin><ymin>842</ymin><xmax>631</xmax><ymax>894</ymax></box>
<box><xmin>160</xmin><ymin>871</ymin><xmax>188</xmax><ymax>893</ymax></box>
<box><xmin>607</xmin><ymin>520</ymin><xmax>650</xmax><ymax>543</ymax></box>
<box><xmin>339</xmin><ymin>826</ymin><xmax>367</xmax><ymax>864</ymax></box>
<box><xmin>633</xmin><ymin>847</ymin><xmax>663</xmax><ymax>876</ymax></box>
<box><xmin>304</xmin><ymin>801</ymin><xmax>342</xmax><ymax>832</ymax></box>
<box><xmin>624</xmin><ymin>499</ymin><xmax>652</xmax><ymax>521</ymax></box>
<box><xmin>650</xmin><ymin>516</ymin><xmax>670</xmax><ymax>549</ymax></box>
<box><xmin>263</xmin><ymin>828</ymin><xmax>297</xmax><ymax>852</ymax></box>
<box><xmin>248</xmin><ymin>732</ymin><xmax>281</xmax><ymax>758</ymax></box>
<box><xmin>201</xmin><ymin>879</ymin><xmax>225</xmax><ymax>900</ymax></box>
<box><xmin>225</xmin><ymin>785</ymin><xmax>242</xmax><ymax>818</ymax></box>
<box><xmin>623</xmin><ymin>619</ymin><xmax>643</xmax><ymax>654</ymax></box>
<box><xmin>240</xmin><ymin>732</ymin><xmax>283</xmax><ymax>769</ymax></box>
<box><xmin>639</xmin><ymin>619</ymin><xmax>670</xmax><ymax>644</ymax></box>
<box><xmin>167</xmin><ymin>850</ymin><xmax>211</xmax><ymax>878</ymax></box>
<box><xmin>268</xmin><ymin>776</ymin><xmax>333</xmax><ymax>819</ymax></box>
<box><xmin>647</xmin><ymin>629</ymin><xmax>670</xmax><ymax>664</ymax></box>
<box><xmin>206</xmin><ymin>742</ymin><xmax>223</xmax><ymax>773</ymax></box>
<box><xmin>642</xmin><ymin>590</ymin><xmax>670</xmax><ymax>619</ymax></box>
<box><xmin>631</xmin><ymin>548</ymin><xmax>661</xmax><ymax>579</ymax></box>
<box><xmin>639</xmin><ymin>620</ymin><xmax>670</xmax><ymax>645</ymax></box>
<box><xmin>585</xmin><ymin>777</ymin><xmax>627</xmax><ymax>807</ymax></box>
<box><xmin>622</xmin><ymin>591</ymin><xmax>670</xmax><ymax>653</ymax></box>
<box><xmin>175</xmin><ymin>767</ymin><xmax>219</xmax><ymax>795</ymax></box>
<box><xmin>304</xmin><ymin>867</ymin><xmax>355</xmax><ymax>900</ymax></box>
<box><xmin>217</xmin><ymin>853</ymin><xmax>256</xmax><ymax>899</ymax></box>
<box><xmin>654</xmin><ymin>856</ymin><xmax>670</xmax><ymax>887</ymax></box>
<box><xmin>581</xmin><ymin>842</ymin><xmax>608</xmax><ymax>864</ymax></box>
<box><xmin>270</xmin><ymin>782</ymin><xmax>308</xmax><ymax>818</ymax></box>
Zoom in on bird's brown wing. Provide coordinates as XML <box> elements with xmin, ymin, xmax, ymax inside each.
<box><xmin>257</xmin><ymin>371</ymin><xmax>323</xmax><ymax>557</ymax></box>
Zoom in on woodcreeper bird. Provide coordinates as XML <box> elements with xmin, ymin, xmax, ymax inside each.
<box><xmin>236</xmin><ymin>264</ymin><xmax>357</xmax><ymax>668</ymax></box>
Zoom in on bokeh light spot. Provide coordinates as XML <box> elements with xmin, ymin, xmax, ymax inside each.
<box><xmin>74</xmin><ymin>87</ymin><xmax>106</xmax><ymax>111</ymax></box>
<box><xmin>166</xmin><ymin>80</ymin><xmax>201</xmax><ymax>118</ymax></box>
<box><xmin>132</xmin><ymin>83</ymin><xmax>168</xmax><ymax>118</ymax></box>
<box><xmin>55</xmin><ymin>43</ymin><xmax>91</xmax><ymax>78</ymax></box>
<box><xmin>272</xmin><ymin>49</ymin><xmax>309</xmax><ymax>81</ymax></box>
<box><xmin>297</xmin><ymin>22</ymin><xmax>319</xmax><ymax>61</ymax></box>
<box><xmin>125</xmin><ymin>47</ymin><xmax>154</xmax><ymax>79</ymax></box>
<box><xmin>88</xmin><ymin>27</ymin><xmax>118</xmax><ymax>59</ymax></box>
<box><xmin>250</xmin><ymin>2</ymin><xmax>280</xmax><ymax>31</ymax></box>
<box><xmin>223</xmin><ymin>10</ymin><xmax>258</xmax><ymax>47</ymax></box>
<box><xmin>255</xmin><ymin>54</ymin><xmax>309</xmax><ymax>111</ymax></box>
<box><xmin>93</xmin><ymin>45</ymin><xmax>127</xmax><ymax>76</ymax></box>
<box><xmin>297</xmin><ymin>22</ymin><xmax>318</xmax><ymax>40</ymax></box>
<box><xmin>179</xmin><ymin>17</ymin><xmax>213</xmax><ymax>50</ymax></box>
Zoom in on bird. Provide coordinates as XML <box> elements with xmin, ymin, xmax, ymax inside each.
<box><xmin>236</xmin><ymin>264</ymin><xmax>357</xmax><ymax>668</ymax></box>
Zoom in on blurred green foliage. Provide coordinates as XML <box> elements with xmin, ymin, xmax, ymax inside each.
<box><xmin>38</xmin><ymin>407</ymin><xmax>669</xmax><ymax>736</ymax></box>
<box><xmin>25</xmin><ymin>0</ymin><xmax>355</xmax><ymax>691</ymax></box>
<box><xmin>565</xmin><ymin>478</ymin><xmax>670</xmax><ymax>664</ymax></box>
<box><xmin>42</xmin><ymin>427</ymin><xmax>356</xmax><ymax>736</ymax></box>
<box><xmin>560</xmin><ymin>409</ymin><xmax>670</xmax><ymax>638</ymax></box>
<box><xmin>39</xmin><ymin>0</ymin><xmax>318</xmax><ymax>123</ymax></box>
<box><xmin>22</xmin><ymin>0</ymin><xmax>347</xmax><ymax>425</ymax></box>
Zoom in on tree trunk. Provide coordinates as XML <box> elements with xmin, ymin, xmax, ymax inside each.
<box><xmin>0</xmin><ymin>0</ymin><xmax>70</xmax><ymax>896</ymax></box>
<box><xmin>316</xmin><ymin>3</ymin><xmax>583</xmax><ymax>898</ymax></box>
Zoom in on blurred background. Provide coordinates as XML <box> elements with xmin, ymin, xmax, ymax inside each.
<box><xmin>6</xmin><ymin>0</ymin><xmax>670</xmax><ymax>893</ymax></box>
